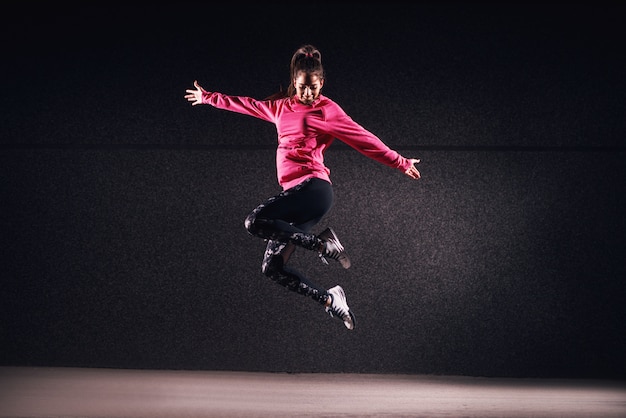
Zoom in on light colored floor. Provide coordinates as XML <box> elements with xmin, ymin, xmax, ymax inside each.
<box><xmin>1</xmin><ymin>367</ymin><xmax>625</xmax><ymax>418</ymax></box>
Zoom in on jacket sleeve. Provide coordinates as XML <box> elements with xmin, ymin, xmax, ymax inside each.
<box><xmin>327</xmin><ymin>105</ymin><xmax>412</xmax><ymax>172</ymax></box>
<box><xmin>201</xmin><ymin>91</ymin><xmax>277</xmax><ymax>123</ymax></box>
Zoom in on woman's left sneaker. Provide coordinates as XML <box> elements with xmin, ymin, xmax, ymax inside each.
<box><xmin>326</xmin><ymin>285</ymin><xmax>356</xmax><ymax>330</ymax></box>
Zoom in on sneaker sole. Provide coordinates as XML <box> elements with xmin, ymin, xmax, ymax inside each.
<box><xmin>344</xmin><ymin>310</ymin><xmax>356</xmax><ymax>330</ymax></box>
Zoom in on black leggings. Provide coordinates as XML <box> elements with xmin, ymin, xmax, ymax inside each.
<box><xmin>244</xmin><ymin>178</ymin><xmax>333</xmax><ymax>304</ymax></box>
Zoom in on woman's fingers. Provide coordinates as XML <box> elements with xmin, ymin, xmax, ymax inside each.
<box><xmin>405</xmin><ymin>159</ymin><xmax>421</xmax><ymax>179</ymax></box>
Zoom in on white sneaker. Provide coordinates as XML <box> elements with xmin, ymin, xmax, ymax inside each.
<box><xmin>325</xmin><ymin>285</ymin><xmax>355</xmax><ymax>330</ymax></box>
<box><xmin>318</xmin><ymin>227</ymin><xmax>351</xmax><ymax>269</ymax></box>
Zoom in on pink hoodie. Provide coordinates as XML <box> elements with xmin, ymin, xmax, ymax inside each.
<box><xmin>202</xmin><ymin>92</ymin><xmax>412</xmax><ymax>190</ymax></box>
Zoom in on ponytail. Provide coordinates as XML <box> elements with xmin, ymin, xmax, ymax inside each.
<box><xmin>265</xmin><ymin>44</ymin><xmax>324</xmax><ymax>100</ymax></box>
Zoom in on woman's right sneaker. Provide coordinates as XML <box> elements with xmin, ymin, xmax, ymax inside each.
<box><xmin>326</xmin><ymin>285</ymin><xmax>356</xmax><ymax>330</ymax></box>
<box><xmin>318</xmin><ymin>227</ymin><xmax>351</xmax><ymax>269</ymax></box>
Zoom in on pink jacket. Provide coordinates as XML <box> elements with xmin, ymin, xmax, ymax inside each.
<box><xmin>202</xmin><ymin>92</ymin><xmax>412</xmax><ymax>190</ymax></box>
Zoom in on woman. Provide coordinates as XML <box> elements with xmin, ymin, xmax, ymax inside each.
<box><xmin>185</xmin><ymin>44</ymin><xmax>421</xmax><ymax>330</ymax></box>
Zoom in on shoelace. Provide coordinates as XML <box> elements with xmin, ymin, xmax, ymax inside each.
<box><xmin>332</xmin><ymin>306</ymin><xmax>348</xmax><ymax>318</ymax></box>
<box><xmin>324</xmin><ymin>239</ymin><xmax>344</xmax><ymax>259</ymax></box>
<box><xmin>328</xmin><ymin>295</ymin><xmax>349</xmax><ymax>318</ymax></box>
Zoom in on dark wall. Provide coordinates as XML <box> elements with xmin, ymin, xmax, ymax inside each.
<box><xmin>2</xmin><ymin>3</ymin><xmax>625</xmax><ymax>379</ymax></box>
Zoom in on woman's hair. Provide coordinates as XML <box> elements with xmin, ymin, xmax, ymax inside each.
<box><xmin>265</xmin><ymin>44</ymin><xmax>325</xmax><ymax>100</ymax></box>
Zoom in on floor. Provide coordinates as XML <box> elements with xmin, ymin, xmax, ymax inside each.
<box><xmin>1</xmin><ymin>367</ymin><xmax>625</xmax><ymax>417</ymax></box>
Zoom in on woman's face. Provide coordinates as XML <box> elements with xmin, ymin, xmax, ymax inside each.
<box><xmin>293</xmin><ymin>72</ymin><xmax>324</xmax><ymax>105</ymax></box>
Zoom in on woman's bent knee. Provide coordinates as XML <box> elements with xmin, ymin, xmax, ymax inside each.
<box><xmin>244</xmin><ymin>212</ymin><xmax>257</xmax><ymax>235</ymax></box>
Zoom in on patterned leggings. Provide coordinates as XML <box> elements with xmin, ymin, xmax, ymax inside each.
<box><xmin>244</xmin><ymin>178</ymin><xmax>333</xmax><ymax>305</ymax></box>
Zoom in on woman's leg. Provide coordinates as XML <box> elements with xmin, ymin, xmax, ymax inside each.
<box><xmin>248</xmin><ymin>178</ymin><xmax>333</xmax><ymax>304</ymax></box>
<box><xmin>261</xmin><ymin>238</ymin><xmax>355</xmax><ymax>329</ymax></box>
<box><xmin>261</xmin><ymin>239</ymin><xmax>328</xmax><ymax>303</ymax></box>
<box><xmin>245</xmin><ymin>178</ymin><xmax>355</xmax><ymax>328</ymax></box>
<box><xmin>244</xmin><ymin>178</ymin><xmax>332</xmax><ymax>251</ymax></box>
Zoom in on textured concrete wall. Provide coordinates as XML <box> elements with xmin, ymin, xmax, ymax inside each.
<box><xmin>2</xmin><ymin>4</ymin><xmax>624</xmax><ymax>379</ymax></box>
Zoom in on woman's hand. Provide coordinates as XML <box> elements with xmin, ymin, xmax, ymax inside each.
<box><xmin>405</xmin><ymin>158</ymin><xmax>421</xmax><ymax>179</ymax></box>
<box><xmin>184</xmin><ymin>80</ymin><xmax>206</xmax><ymax>106</ymax></box>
